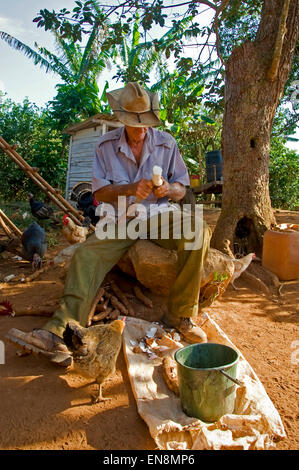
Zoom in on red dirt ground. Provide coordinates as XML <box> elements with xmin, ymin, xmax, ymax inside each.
<box><xmin>0</xmin><ymin>209</ymin><xmax>298</xmax><ymax>450</ymax></box>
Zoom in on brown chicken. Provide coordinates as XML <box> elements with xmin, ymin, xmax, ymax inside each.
<box><xmin>62</xmin><ymin>214</ymin><xmax>88</xmax><ymax>244</ymax></box>
<box><xmin>63</xmin><ymin>319</ymin><xmax>125</xmax><ymax>403</ymax></box>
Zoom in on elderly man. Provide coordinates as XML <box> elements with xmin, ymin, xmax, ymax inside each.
<box><xmin>7</xmin><ymin>82</ymin><xmax>211</xmax><ymax>366</ymax></box>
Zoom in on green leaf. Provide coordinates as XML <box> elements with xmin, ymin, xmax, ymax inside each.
<box><xmin>185</xmin><ymin>157</ymin><xmax>199</xmax><ymax>167</ymax></box>
<box><xmin>171</xmin><ymin>124</ymin><xmax>181</xmax><ymax>134</ymax></box>
<box><xmin>159</xmin><ymin>109</ymin><xmax>167</xmax><ymax>121</ymax></box>
<box><xmin>200</xmin><ymin>115</ymin><xmax>215</xmax><ymax>125</ymax></box>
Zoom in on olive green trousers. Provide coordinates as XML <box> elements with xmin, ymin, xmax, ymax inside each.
<box><xmin>44</xmin><ymin>210</ymin><xmax>211</xmax><ymax>338</ymax></box>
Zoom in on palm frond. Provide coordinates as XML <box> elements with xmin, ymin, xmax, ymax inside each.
<box><xmin>132</xmin><ymin>13</ymin><xmax>140</xmax><ymax>48</ymax></box>
<box><xmin>0</xmin><ymin>31</ymin><xmax>55</xmax><ymax>73</ymax></box>
<box><xmin>53</xmin><ymin>32</ymin><xmax>82</xmax><ymax>74</ymax></box>
<box><xmin>34</xmin><ymin>43</ymin><xmax>73</xmax><ymax>82</ymax></box>
<box><xmin>77</xmin><ymin>20</ymin><xmax>103</xmax><ymax>82</ymax></box>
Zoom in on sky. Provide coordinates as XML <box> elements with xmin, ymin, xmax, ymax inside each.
<box><xmin>0</xmin><ymin>0</ymin><xmax>298</xmax><ymax>151</ymax></box>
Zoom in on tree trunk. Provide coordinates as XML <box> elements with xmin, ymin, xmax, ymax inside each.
<box><xmin>211</xmin><ymin>0</ymin><xmax>299</xmax><ymax>257</ymax></box>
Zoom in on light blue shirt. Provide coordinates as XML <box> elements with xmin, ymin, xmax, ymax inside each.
<box><xmin>92</xmin><ymin>126</ymin><xmax>190</xmax><ymax>216</ymax></box>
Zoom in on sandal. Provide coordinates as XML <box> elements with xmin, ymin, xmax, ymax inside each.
<box><xmin>6</xmin><ymin>328</ymin><xmax>72</xmax><ymax>367</ymax></box>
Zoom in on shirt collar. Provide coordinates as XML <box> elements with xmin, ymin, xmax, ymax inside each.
<box><xmin>117</xmin><ymin>127</ymin><xmax>134</xmax><ymax>162</ymax></box>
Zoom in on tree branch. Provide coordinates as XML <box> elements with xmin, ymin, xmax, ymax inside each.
<box><xmin>267</xmin><ymin>0</ymin><xmax>291</xmax><ymax>81</ymax></box>
<box><xmin>161</xmin><ymin>1</ymin><xmax>217</xmax><ymax>10</ymax></box>
<box><xmin>213</xmin><ymin>0</ymin><xmax>230</xmax><ymax>66</ymax></box>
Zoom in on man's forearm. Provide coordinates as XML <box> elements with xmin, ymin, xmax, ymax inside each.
<box><xmin>95</xmin><ymin>180</ymin><xmax>186</xmax><ymax>204</ymax></box>
<box><xmin>94</xmin><ymin>183</ymin><xmax>136</xmax><ymax>203</ymax></box>
<box><xmin>166</xmin><ymin>182</ymin><xmax>186</xmax><ymax>202</ymax></box>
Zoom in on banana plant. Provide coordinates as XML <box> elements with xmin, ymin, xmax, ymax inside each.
<box><xmin>0</xmin><ymin>17</ymin><xmax>114</xmax><ymax>128</ymax></box>
<box><xmin>113</xmin><ymin>13</ymin><xmax>158</xmax><ymax>84</ymax></box>
<box><xmin>0</xmin><ymin>26</ymin><xmax>111</xmax><ymax>88</ymax></box>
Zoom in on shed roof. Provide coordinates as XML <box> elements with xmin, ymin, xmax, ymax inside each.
<box><xmin>63</xmin><ymin>113</ymin><xmax>121</xmax><ymax>134</ymax></box>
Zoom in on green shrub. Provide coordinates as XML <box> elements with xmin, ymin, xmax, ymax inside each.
<box><xmin>269</xmin><ymin>138</ymin><xmax>299</xmax><ymax>210</ymax></box>
<box><xmin>0</xmin><ymin>93</ymin><xmax>68</xmax><ymax>201</ymax></box>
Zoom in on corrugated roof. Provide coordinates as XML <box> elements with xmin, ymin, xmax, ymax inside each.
<box><xmin>63</xmin><ymin>113</ymin><xmax>120</xmax><ymax>134</ymax></box>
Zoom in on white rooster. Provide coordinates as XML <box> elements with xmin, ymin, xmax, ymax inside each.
<box><xmin>230</xmin><ymin>253</ymin><xmax>256</xmax><ymax>289</ymax></box>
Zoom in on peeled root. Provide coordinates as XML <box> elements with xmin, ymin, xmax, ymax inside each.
<box><xmin>162</xmin><ymin>356</ymin><xmax>179</xmax><ymax>396</ymax></box>
<box><xmin>105</xmin><ymin>293</ymin><xmax>128</xmax><ymax>315</ymax></box>
<box><xmin>110</xmin><ymin>281</ymin><xmax>135</xmax><ymax>316</ymax></box>
<box><xmin>133</xmin><ymin>286</ymin><xmax>153</xmax><ymax>308</ymax></box>
<box><xmin>92</xmin><ymin>310</ymin><xmax>111</xmax><ymax>323</ymax></box>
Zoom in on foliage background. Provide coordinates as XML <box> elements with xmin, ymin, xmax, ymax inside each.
<box><xmin>0</xmin><ymin>0</ymin><xmax>298</xmax><ymax>210</ymax></box>
<box><xmin>0</xmin><ymin>93</ymin><xmax>67</xmax><ymax>200</ymax></box>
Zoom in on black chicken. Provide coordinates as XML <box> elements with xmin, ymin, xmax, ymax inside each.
<box><xmin>21</xmin><ymin>222</ymin><xmax>47</xmax><ymax>270</ymax></box>
<box><xmin>77</xmin><ymin>192</ymin><xmax>99</xmax><ymax>226</ymax></box>
<box><xmin>28</xmin><ymin>193</ymin><xmax>59</xmax><ymax>224</ymax></box>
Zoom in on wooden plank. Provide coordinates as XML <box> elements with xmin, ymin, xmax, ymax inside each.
<box><xmin>65</xmin><ymin>135</ymin><xmax>73</xmax><ymax>200</ymax></box>
<box><xmin>70</xmin><ymin>157</ymin><xmax>93</xmax><ymax>162</ymax></box>
<box><xmin>197</xmin><ymin>200</ymin><xmax>222</xmax><ymax>206</ymax></box>
<box><xmin>71</xmin><ymin>151</ymin><xmax>96</xmax><ymax>158</ymax></box>
<box><xmin>71</xmin><ymin>149</ymin><xmax>97</xmax><ymax>156</ymax></box>
<box><xmin>192</xmin><ymin>181</ymin><xmax>223</xmax><ymax>194</ymax></box>
<box><xmin>69</xmin><ymin>163</ymin><xmax>93</xmax><ymax>169</ymax></box>
<box><xmin>72</xmin><ymin>127</ymin><xmax>102</xmax><ymax>140</ymax></box>
<box><xmin>72</xmin><ymin>138</ymin><xmax>99</xmax><ymax>147</ymax></box>
<box><xmin>69</xmin><ymin>167</ymin><xmax>93</xmax><ymax>173</ymax></box>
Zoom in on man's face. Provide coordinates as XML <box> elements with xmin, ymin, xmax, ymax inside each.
<box><xmin>125</xmin><ymin>126</ymin><xmax>148</xmax><ymax>144</ymax></box>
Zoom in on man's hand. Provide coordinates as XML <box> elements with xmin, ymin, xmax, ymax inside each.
<box><xmin>134</xmin><ymin>178</ymin><xmax>153</xmax><ymax>200</ymax></box>
<box><xmin>153</xmin><ymin>177</ymin><xmax>170</xmax><ymax>199</ymax></box>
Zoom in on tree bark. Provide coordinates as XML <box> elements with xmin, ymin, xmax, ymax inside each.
<box><xmin>211</xmin><ymin>0</ymin><xmax>299</xmax><ymax>256</ymax></box>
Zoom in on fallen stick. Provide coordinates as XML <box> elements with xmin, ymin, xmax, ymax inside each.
<box><xmin>110</xmin><ymin>281</ymin><xmax>135</xmax><ymax>316</ymax></box>
<box><xmin>14</xmin><ymin>306</ymin><xmax>54</xmax><ymax>317</ymax></box>
<box><xmin>133</xmin><ymin>286</ymin><xmax>153</xmax><ymax>308</ymax></box>
<box><xmin>25</xmin><ymin>263</ymin><xmax>51</xmax><ymax>282</ymax></box>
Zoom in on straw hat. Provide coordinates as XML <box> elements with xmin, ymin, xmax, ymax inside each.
<box><xmin>106</xmin><ymin>82</ymin><xmax>161</xmax><ymax>127</ymax></box>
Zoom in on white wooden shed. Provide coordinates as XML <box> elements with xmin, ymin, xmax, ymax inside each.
<box><xmin>63</xmin><ymin>113</ymin><xmax>123</xmax><ymax>201</ymax></box>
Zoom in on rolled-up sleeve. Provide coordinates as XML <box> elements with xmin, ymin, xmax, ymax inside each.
<box><xmin>92</xmin><ymin>146</ymin><xmax>111</xmax><ymax>194</ymax></box>
<box><xmin>167</xmin><ymin>143</ymin><xmax>190</xmax><ymax>186</ymax></box>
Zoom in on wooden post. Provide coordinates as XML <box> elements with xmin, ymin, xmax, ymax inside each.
<box><xmin>0</xmin><ymin>209</ymin><xmax>23</xmax><ymax>238</ymax></box>
<box><xmin>213</xmin><ymin>164</ymin><xmax>217</xmax><ymax>182</ymax></box>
